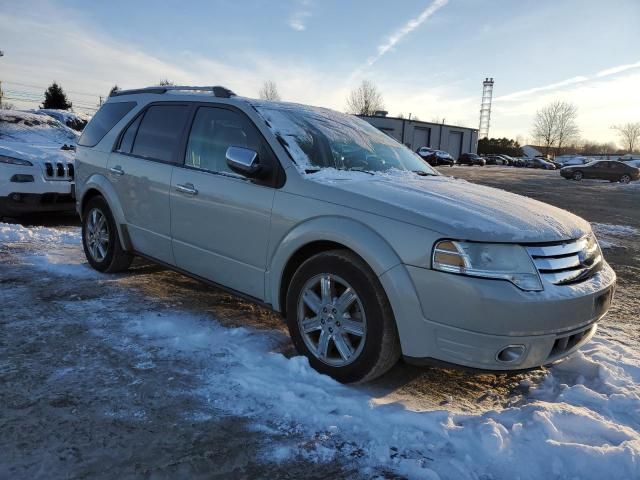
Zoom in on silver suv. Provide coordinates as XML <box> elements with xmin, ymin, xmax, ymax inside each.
<box><xmin>75</xmin><ymin>86</ymin><xmax>616</xmax><ymax>382</ymax></box>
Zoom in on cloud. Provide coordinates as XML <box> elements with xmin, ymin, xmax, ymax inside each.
<box><xmin>0</xmin><ymin>4</ymin><xmax>348</xmax><ymax>113</ymax></box>
<box><xmin>366</xmin><ymin>0</ymin><xmax>449</xmax><ymax>68</ymax></box>
<box><xmin>496</xmin><ymin>60</ymin><xmax>640</xmax><ymax>102</ymax></box>
<box><xmin>596</xmin><ymin>60</ymin><xmax>640</xmax><ymax>77</ymax></box>
<box><xmin>288</xmin><ymin>0</ymin><xmax>313</xmax><ymax>31</ymax></box>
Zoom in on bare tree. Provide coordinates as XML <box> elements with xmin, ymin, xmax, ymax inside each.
<box><xmin>531</xmin><ymin>100</ymin><xmax>579</xmax><ymax>155</ymax></box>
<box><xmin>346</xmin><ymin>80</ymin><xmax>385</xmax><ymax>116</ymax></box>
<box><xmin>612</xmin><ymin>122</ymin><xmax>640</xmax><ymax>152</ymax></box>
<box><xmin>158</xmin><ymin>79</ymin><xmax>174</xmax><ymax>86</ymax></box>
<box><xmin>259</xmin><ymin>80</ymin><xmax>281</xmax><ymax>101</ymax></box>
<box><xmin>555</xmin><ymin>102</ymin><xmax>579</xmax><ymax>152</ymax></box>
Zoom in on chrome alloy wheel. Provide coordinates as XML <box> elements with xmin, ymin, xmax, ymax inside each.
<box><xmin>297</xmin><ymin>273</ymin><xmax>367</xmax><ymax>367</ymax></box>
<box><xmin>85</xmin><ymin>208</ymin><xmax>109</xmax><ymax>262</ymax></box>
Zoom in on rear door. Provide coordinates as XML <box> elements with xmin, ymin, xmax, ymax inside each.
<box><xmin>108</xmin><ymin>103</ymin><xmax>191</xmax><ymax>264</ymax></box>
<box><xmin>170</xmin><ymin>105</ymin><xmax>278</xmax><ymax>300</ymax></box>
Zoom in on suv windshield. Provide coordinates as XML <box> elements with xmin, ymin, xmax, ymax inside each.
<box><xmin>255</xmin><ymin>103</ymin><xmax>437</xmax><ymax>176</ymax></box>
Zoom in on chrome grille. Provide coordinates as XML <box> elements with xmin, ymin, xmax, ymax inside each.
<box><xmin>526</xmin><ymin>236</ymin><xmax>602</xmax><ymax>286</ymax></box>
<box><xmin>44</xmin><ymin>162</ymin><xmax>74</xmax><ymax>181</ymax></box>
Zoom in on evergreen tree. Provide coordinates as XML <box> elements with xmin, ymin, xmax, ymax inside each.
<box><xmin>109</xmin><ymin>85</ymin><xmax>120</xmax><ymax>97</ymax></box>
<box><xmin>42</xmin><ymin>82</ymin><xmax>72</xmax><ymax>110</ymax></box>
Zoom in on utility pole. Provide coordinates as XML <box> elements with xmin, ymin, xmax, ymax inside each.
<box><xmin>98</xmin><ymin>96</ymin><xmax>103</xmax><ymax>107</ymax></box>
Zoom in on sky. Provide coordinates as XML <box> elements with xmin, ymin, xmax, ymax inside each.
<box><xmin>1</xmin><ymin>0</ymin><xmax>639</xmax><ymax>145</ymax></box>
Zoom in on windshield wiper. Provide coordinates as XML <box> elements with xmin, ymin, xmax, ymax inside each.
<box><xmin>347</xmin><ymin>168</ymin><xmax>374</xmax><ymax>175</ymax></box>
<box><xmin>413</xmin><ymin>170</ymin><xmax>437</xmax><ymax>176</ymax></box>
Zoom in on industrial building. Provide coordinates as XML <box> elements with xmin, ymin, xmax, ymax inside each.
<box><xmin>358</xmin><ymin>114</ymin><xmax>479</xmax><ymax>159</ymax></box>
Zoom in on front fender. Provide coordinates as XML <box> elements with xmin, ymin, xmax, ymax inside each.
<box><xmin>79</xmin><ymin>173</ymin><xmax>131</xmax><ymax>251</ymax></box>
<box><xmin>267</xmin><ymin>216</ymin><xmax>402</xmax><ymax>311</ymax></box>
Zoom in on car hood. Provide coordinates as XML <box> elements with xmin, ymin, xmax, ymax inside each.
<box><xmin>0</xmin><ymin>141</ymin><xmax>75</xmax><ymax>165</ymax></box>
<box><xmin>311</xmin><ymin>172</ymin><xmax>591</xmax><ymax>243</ymax></box>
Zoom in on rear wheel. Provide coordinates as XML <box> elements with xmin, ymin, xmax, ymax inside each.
<box><xmin>620</xmin><ymin>174</ymin><xmax>631</xmax><ymax>184</ymax></box>
<box><xmin>82</xmin><ymin>196</ymin><xmax>133</xmax><ymax>273</ymax></box>
<box><xmin>572</xmin><ymin>171</ymin><xmax>583</xmax><ymax>181</ymax></box>
<box><xmin>286</xmin><ymin>250</ymin><xmax>401</xmax><ymax>383</ymax></box>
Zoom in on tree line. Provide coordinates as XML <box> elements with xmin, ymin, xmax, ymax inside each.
<box><xmin>531</xmin><ymin>100</ymin><xmax>639</xmax><ymax>155</ymax></box>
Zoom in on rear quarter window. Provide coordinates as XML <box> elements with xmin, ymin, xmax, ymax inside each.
<box><xmin>78</xmin><ymin>102</ymin><xmax>136</xmax><ymax>147</ymax></box>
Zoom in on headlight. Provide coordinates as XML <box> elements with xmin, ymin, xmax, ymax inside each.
<box><xmin>0</xmin><ymin>154</ymin><xmax>33</xmax><ymax>166</ymax></box>
<box><xmin>432</xmin><ymin>240</ymin><xmax>543</xmax><ymax>291</ymax></box>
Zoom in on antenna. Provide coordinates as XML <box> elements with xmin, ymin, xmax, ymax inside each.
<box><xmin>479</xmin><ymin>77</ymin><xmax>494</xmax><ymax>139</ymax></box>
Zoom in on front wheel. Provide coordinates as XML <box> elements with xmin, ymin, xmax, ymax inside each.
<box><xmin>572</xmin><ymin>171</ymin><xmax>584</xmax><ymax>181</ymax></box>
<box><xmin>620</xmin><ymin>174</ymin><xmax>631</xmax><ymax>184</ymax></box>
<box><xmin>286</xmin><ymin>250</ymin><xmax>401</xmax><ymax>383</ymax></box>
<box><xmin>82</xmin><ymin>196</ymin><xmax>133</xmax><ymax>273</ymax></box>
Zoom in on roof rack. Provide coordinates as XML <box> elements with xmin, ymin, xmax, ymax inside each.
<box><xmin>112</xmin><ymin>85</ymin><xmax>236</xmax><ymax>98</ymax></box>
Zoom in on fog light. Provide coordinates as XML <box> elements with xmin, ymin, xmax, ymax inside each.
<box><xmin>10</xmin><ymin>174</ymin><xmax>34</xmax><ymax>183</ymax></box>
<box><xmin>496</xmin><ymin>345</ymin><xmax>525</xmax><ymax>363</ymax></box>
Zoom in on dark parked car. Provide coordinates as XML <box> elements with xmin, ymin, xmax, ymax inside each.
<box><xmin>560</xmin><ymin>160</ymin><xmax>640</xmax><ymax>183</ymax></box>
<box><xmin>527</xmin><ymin>158</ymin><xmax>556</xmax><ymax>170</ymax></box>
<box><xmin>458</xmin><ymin>153</ymin><xmax>486</xmax><ymax>166</ymax></box>
<box><xmin>417</xmin><ymin>147</ymin><xmax>455</xmax><ymax>166</ymax></box>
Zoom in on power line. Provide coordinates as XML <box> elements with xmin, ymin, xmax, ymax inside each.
<box><xmin>3</xmin><ymin>80</ymin><xmax>103</xmax><ymax>98</ymax></box>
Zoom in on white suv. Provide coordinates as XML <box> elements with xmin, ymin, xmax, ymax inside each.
<box><xmin>0</xmin><ymin>110</ymin><xmax>76</xmax><ymax>217</ymax></box>
<box><xmin>75</xmin><ymin>86</ymin><xmax>616</xmax><ymax>382</ymax></box>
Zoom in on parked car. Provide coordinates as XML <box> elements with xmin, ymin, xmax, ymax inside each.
<box><xmin>0</xmin><ymin>110</ymin><xmax>77</xmax><ymax>218</ymax></box>
<box><xmin>417</xmin><ymin>147</ymin><xmax>455</xmax><ymax>166</ymax></box>
<box><xmin>548</xmin><ymin>160</ymin><xmax>563</xmax><ymax>169</ymax></box>
<box><xmin>558</xmin><ymin>156</ymin><xmax>590</xmax><ymax>167</ymax></box>
<box><xmin>560</xmin><ymin>160</ymin><xmax>640</xmax><ymax>183</ymax></box>
<box><xmin>484</xmin><ymin>154</ymin><xmax>509</xmax><ymax>166</ymax></box>
<box><xmin>527</xmin><ymin>158</ymin><xmax>556</xmax><ymax>170</ymax></box>
<box><xmin>458</xmin><ymin>153</ymin><xmax>486</xmax><ymax>166</ymax></box>
<box><xmin>75</xmin><ymin>86</ymin><xmax>616</xmax><ymax>382</ymax></box>
<box><xmin>500</xmin><ymin>155</ymin><xmax>518</xmax><ymax>166</ymax></box>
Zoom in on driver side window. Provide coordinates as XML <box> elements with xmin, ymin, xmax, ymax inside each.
<box><xmin>185</xmin><ymin>107</ymin><xmax>262</xmax><ymax>174</ymax></box>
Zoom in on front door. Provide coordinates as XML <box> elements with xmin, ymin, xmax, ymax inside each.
<box><xmin>107</xmin><ymin>103</ymin><xmax>191</xmax><ymax>264</ymax></box>
<box><xmin>170</xmin><ymin>106</ymin><xmax>277</xmax><ymax>300</ymax></box>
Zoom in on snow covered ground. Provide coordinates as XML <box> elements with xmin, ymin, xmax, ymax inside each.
<box><xmin>1</xmin><ymin>222</ymin><xmax>639</xmax><ymax>479</ymax></box>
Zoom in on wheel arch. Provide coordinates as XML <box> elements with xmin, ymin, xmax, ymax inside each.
<box><xmin>79</xmin><ymin>174</ymin><xmax>131</xmax><ymax>251</ymax></box>
<box><xmin>269</xmin><ymin>216</ymin><xmax>402</xmax><ymax>315</ymax></box>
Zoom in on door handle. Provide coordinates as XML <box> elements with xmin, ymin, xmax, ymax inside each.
<box><xmin>110</xmin><ymin>166</ymin><xmax>124</xmax><ymax>176</ymax></box>
<box><xmin>175</xmin><ymin>183</ymin><xmax>198</xmax><ymax>195</ymax></box>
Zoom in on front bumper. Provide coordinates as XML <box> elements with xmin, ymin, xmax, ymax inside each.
<box><xmin>379</xmin><ymin>262</ymin><xmax>616</xmax><ymax>370</ymax></box>
<box><xmin>1</xmin><ymin>163</ymin><xmax>75</xmax><ymax>215</ymax></box>
<box><xmin>0</xmin><ymin>193</ymin><xmax>76</xmax><ymax>215</ymax></box>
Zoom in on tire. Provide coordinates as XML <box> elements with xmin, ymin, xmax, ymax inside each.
<box><xmin>285</xmin><ymin>250</ymin><xmax>401</xmax><ymax>383</ymax></box>
<box><xmin>82</xmin><ymin>196</ymin><xmax>133</xmax><ymax>273</ymax></box>
<box><xmin>572</xmin><ymin>171</ymin><xmax>583</xmax><ymax>181</ymax></box>
<box><xmin>620</xmin><ymin>174</ymin><xmax>631</xmax><ymax>184</ymax></box>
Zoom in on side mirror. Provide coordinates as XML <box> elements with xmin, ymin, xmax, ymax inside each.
<box><xmin>225</xmin><ymin>146</ymin><xmax>266</xmax><ymax>178</ymax></box>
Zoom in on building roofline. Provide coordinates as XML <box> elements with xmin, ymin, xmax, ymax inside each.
<box><xmin>357</xmin><ymin>114</ymin><xmax>478</xmax><ymax>132</ymax></box>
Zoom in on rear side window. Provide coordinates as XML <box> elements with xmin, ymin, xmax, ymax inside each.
<box><xmin>131</xmin><ymin>105</ymin><xmax>189</xmax><ymax>163</ymax></box>
<box><xmin>78</xmin><ymin>102</ymin><xmax>136</xmax><ymax>147</ymax></box>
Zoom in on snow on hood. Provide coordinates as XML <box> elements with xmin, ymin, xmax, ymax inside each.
<box><xmin>310</xmin><ymin>170</ymin><xmax>591</xmax><ymax>243</ymax></box>
<box><xmin>0</xmin><ymin>109</ymin><xmax>77</xmax><ymax>164</ymax></box>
